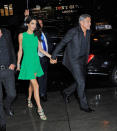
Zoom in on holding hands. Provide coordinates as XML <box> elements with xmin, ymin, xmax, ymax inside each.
<box><xmin>50</xmin><ymin>58</ymin><xmax>57</xmax><ymax>64</ymax></box>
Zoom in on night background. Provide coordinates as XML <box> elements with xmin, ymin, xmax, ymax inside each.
<box><xmin>1</xmin><ymin>0</ymin><xmax>117</xmax><ymax>131</ymax></box>
<box><xmin>0</xmin><ymin>0</ymin><xmax>117</xmax><ymax>26</ymax></box>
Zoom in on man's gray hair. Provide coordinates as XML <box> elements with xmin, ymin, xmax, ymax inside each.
<box><xmin>79</xmin><ymin>14</ymin><xmax>91</xmax><ymax>23</ymax></box>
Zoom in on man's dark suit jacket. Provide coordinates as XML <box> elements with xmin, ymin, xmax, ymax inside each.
<box><xmin>1</xmin><ymin>28</ymin><xmax>16</xmax><ymax>66</ymax></box>
<box><xmin>51</xmin><ymin>25</ymin><xmax>91</xmax><ymax>75</ymax></box>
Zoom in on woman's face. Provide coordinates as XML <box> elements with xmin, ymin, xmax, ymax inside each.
<box><xmin>27</xmin><ymin>19</ymin><xmax>37</xmax><ymax>31</ymax></box>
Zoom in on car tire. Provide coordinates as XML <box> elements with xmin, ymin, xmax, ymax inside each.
<box><xmin>110</xmin><ymin>66</ymin><xmax>117</xmax><ymax>86</ymax></box>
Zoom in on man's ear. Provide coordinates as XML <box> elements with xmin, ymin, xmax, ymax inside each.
<box><xmin>79</xmin><ymin>21</ymin><xmax>83</xmax><ymax>26</ymax></box>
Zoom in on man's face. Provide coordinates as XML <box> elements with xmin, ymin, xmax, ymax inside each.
<box><xmin>38</xmin><ymin>20</ymin><xmax>43</xmax><ymax>28</ymax></box>
<box><xmin>80</xmin><ymin>17</ymin><xmax>91</xmax><ymax>30</ymax></box>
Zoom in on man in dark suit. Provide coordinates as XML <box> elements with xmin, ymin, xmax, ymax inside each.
<box><xmin>50</xmin><ymin>14</ymin><xmax>94</xmax><ymax>112</ymax></box>
<box><xmin>0</xmin><ymin>27</ymin><xmax>16</xmax><ymax>131</ymax></box>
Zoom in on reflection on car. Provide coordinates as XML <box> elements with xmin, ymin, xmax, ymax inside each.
<box><xmin>87</xmin><ymin>29</ymin><xmax>117</xmax><ymax>85</ymax></box>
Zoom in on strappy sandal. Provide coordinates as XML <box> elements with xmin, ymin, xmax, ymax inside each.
<box><xmin>27</xmin><ymin>99</ymin><xmax>33</xmax><ymax>108</ymax></box>
<box><xmin>38</xmin><ymin>108</ymin><xmax>47</xmax><ymax>120</ymax></box>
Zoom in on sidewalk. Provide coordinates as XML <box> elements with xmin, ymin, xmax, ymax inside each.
<box><xmin>7</xmin><ymin>88</ymin><xmax>117</xmax><ymax>131</ymax></box>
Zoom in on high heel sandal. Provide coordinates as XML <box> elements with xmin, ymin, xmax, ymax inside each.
<box><xmin>27</xmin><ymin>99</ymin><xmax>33</xmax><ymax>108</ymax></box>
<box><xmin>38</xmin><ymin>108</ymin><xmax>47</xmax><ymax>120</ymax></box>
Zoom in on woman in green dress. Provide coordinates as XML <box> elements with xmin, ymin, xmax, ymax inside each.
<box><xmin>17</xmin><ymin>16</ymin><xmax>54</xmax><ymax>120</ymax></box>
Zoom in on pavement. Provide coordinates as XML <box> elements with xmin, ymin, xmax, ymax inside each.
<box><xmin>7</xmin><ymin>87</ymin><xmax>117</xmax><ymax>131</ymax></box>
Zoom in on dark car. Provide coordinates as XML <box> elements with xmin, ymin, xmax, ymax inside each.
<box><xmin>45</xmin><ymin>21</ymin><xmax>117</xmax><ymax>86</ymax></box>
<box><xmin>87</xmin><ymin>28</ymin><xmax>117</xmax><ymax>85</ymax></box>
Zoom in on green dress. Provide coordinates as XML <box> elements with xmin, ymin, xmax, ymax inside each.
<box><xmin>18</xmin><ymin>32</ymin><xmax>44</xmax><ymax>80</ymax></box>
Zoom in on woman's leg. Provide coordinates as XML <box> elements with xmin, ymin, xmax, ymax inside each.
<box><xmin>30</xmin><ymin>77</ymin><xmax>47</xmax><ymax>120</ymax></box>
<box><xmin>28</xmin><ymin>82</ymin><xmax>33</xmax><ymax>100</ymax></box>
<box><xmin>27</xmin><ymin>82</ymin><xmax>33</xmax><ymax>108</ymax></box>
<box><xmin>30</xmin><ymin>79</ymin><xmax>42</xmax><ymax>110</ymax></box>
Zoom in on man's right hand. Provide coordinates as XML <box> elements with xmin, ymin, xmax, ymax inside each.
<box><xmin>24</xmin><ymin>9</ymin><xmax>29</xmax><ymax>17</ymax></box>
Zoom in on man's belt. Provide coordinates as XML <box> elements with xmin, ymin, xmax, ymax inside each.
<box><xmin>0</xmin><ymin>65</ymin><xmax>8</xmax><ymax>70</ymax></box>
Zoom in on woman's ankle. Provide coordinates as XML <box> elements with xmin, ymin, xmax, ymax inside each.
<box><xmin>28</xmin><ymin>97</ymin><xmax>31</xmax><ymax>100</ymax></box>
<box><xmin>38</xmin><ymin>106</ymin><xmax>42</xmax><ymax>111</ymax></box>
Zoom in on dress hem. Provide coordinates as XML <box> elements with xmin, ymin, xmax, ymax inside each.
<box><xmin>18</xmin><ymin>74</ymin><xmax>44</xmax><ymax>80</ymax></box>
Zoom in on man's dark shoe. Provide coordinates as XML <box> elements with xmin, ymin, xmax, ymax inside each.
<box><xmin>40</xmin><ymin>95</ymin><xmax>47</xmax><ymax>102</ymax></box>
<box><xmin>62</xmin><ymin>92</ymin><xmax>71</xmax><ymax>103</ymax></box>
<box><xmin>4</xmin><ymin>108</ymin><xmax>14</xmax><ymax>117</ymax></box>
<box><xmin>0</xmin><ymin>124</ymin><xmax>6</xmax><ymax>131</ymax></box>
<box><xmin>80</xmin><ymin>107</ymin><xmax>95</xmax><ymax>113</ymax></box>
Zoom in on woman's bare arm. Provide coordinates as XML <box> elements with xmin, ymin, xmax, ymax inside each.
<box><xmin>38</xmin><ymin>40</ymin><xmax>51</xmax><ymax>59</ymax></box>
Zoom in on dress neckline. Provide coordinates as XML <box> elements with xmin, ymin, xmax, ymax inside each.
<box><xmin>26</xmin><ymin>32</ymin><xmax>34</xmax><ymax>35</ymax></box>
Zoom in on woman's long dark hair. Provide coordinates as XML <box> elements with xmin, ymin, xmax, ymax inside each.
<box><xmin>34</xmin><ymin>22</ymin><xmax>42</xmax><ymax>42</ymax></box>
<box><xmin>26</xmin><ymin>15</ymin><xmax>42</xmax><ymax>41</ymax></box>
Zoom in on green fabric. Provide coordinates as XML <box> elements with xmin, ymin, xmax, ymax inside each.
<box><xmin>18</xmin><ymin>32</ymin><xmax>44</xmax><ymax>80</ymax></box>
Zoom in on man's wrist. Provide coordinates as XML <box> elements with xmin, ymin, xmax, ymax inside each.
<box><xmin>51</xmin><ymin>56</ymin><xmax>56</xmax><ymax>60</ymax></box>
